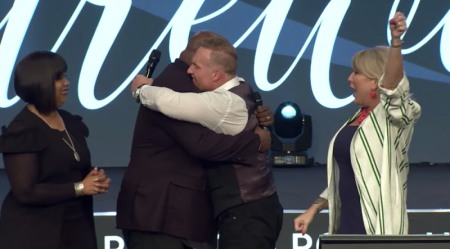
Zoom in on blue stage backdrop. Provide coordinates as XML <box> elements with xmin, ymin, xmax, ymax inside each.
<box><xmin>0</xmin><ymin>0</ymin><xmax>450</xmax><ymax>167</ymax></box>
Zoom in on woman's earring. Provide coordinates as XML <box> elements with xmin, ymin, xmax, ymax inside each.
<box><xmin>370</xmin><ymin>92</ymin><xmax>376</xmax><ymax>99</ymax></box>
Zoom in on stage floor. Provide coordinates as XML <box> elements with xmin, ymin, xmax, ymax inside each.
<box><xmin>0</xmin><ymin>164</ymin><xmax>449</xmax><ymax>212</ymax></box>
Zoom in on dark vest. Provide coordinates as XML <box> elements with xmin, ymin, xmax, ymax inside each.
<box><xmin>206</xmin><ymin>82</ymin><xmax>276</xmax><ymax>217</ymax></box>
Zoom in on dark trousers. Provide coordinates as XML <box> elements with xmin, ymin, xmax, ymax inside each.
<box><xmin>217</xmin><ymin>193</ymin><xmax>284</xmax><ymax>249</ymax></box>
<box><xmin>122</xmin><ymin>230</ymin><xmax>193</xmax><ymax>249</ymax></box>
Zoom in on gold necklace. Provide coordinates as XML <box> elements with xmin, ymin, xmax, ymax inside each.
<box><xmin>27</xmin><ymin>106</ymin><xmax>80</xmax><ymax>162</ymax></box>
<box><xmin>62</xmin><ymin>129</ymin><xmax>80</xmax><ymax>162</ymax></box>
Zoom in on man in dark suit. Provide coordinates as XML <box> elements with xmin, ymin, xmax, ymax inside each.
<box><xmin>129</xmin><ymin>34</ymin><xmax>283</xmax><ymax>249</ymax></box>
<box><xmin>116</xmin><ymin>31</ymin><xmax>273</xmax><ymax>249</ymax></box>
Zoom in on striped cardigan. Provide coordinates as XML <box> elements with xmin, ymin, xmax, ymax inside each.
<box><xmin>320</xmin><ymin>74</ymin><xmax>422</xmax><ymax>235</ymax></box>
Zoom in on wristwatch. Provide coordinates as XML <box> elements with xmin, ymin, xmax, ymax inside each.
<box><xmin>132</xmin><ymin>84</ymin><xmax>146</xmax><ymax>102</ymax></box>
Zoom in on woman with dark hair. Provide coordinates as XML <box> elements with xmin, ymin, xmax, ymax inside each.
<box><xmin>0</xmin><ymin>51</ymin><xmax>111</xmax><ymax>249</ymax></box>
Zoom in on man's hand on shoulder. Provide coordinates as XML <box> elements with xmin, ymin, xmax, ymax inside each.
<box><xmin>255</xmin><ymin>106</ymin><xmax>274</xmax><ymax>127</ymax></box>
<box><xmin>254</xmin><ymin>126</ymin><xmax>271</xmax><ymax>152</ymax></box>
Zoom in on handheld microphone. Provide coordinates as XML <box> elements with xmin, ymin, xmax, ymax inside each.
<box><xmin>252</xmin><ymin>92</ymin><xmax>270</xmax><ymax>131</ymax></box>
<box><xmin>136</xmin><ymin>50</ymin><xmax>161</xmax><ymax>103</ymax></box>
<box><xmin>144</xmin><ymin>49</ymin><xmax>161</xmax><ymax>78</ymax></box>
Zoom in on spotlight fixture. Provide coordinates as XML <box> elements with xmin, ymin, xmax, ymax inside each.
<box><xmin>270</xmin><ymin>102</ymin><xmax>313</xmax><ymax>167</ymax></box>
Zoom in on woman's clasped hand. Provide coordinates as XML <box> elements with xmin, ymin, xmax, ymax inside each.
<box><xmin>82</xmin><ymin>167</ymin><xmax>111</xmax><ymax>195</ymax></box>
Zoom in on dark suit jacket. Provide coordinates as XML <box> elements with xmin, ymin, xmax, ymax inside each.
<box><xmin>116</xmin><ymin>59</ymin><xmax>261</xmax><ymax>242</ymax></box>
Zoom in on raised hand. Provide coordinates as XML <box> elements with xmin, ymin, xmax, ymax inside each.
<box><xmin>389</xmin><ymin>12</ymin><xmax>407</xmax><ymax>39</ymax></box>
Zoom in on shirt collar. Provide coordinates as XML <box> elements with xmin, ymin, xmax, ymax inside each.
<box><xmin>216</xmin><ymin>77</ymin><xmax>244</xmax><ymax>91</ymax></box>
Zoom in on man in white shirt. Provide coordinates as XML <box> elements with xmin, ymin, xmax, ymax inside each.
<box><xmin>131</xmin><ymin>75</ymin><xmax>249</xmax><ymax>135</ymax></box>
<box><xmin>131</xmin><ymin>34</ymin><xmax>282</xmax><ymax>249</ymax></box>
<box><xmin>130</xmin><ymin>48</ymin><xmax>273</xmax><ymax>136</ymax></box>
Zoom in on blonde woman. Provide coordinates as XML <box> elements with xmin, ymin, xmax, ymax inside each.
<box><xmin>294</xmin><ymin>12</ymin><xmax>421</xmax><ymax>235</ymax></box>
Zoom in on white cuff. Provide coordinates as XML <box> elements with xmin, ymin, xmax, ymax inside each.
<box><xmin>378</xmin><ymin>73</ymin><xmax>409</xmax><ymax>99</ymax></box>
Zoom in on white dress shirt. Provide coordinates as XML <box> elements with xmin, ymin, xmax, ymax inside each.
<box><xmin>139</xmin><ymin>77</ymin><xmax>248</xmax><ymax>135</ymax></box>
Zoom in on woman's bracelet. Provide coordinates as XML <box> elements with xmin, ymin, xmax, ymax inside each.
<box><xmin>74</xmin><ymin>182</ymin><xmax>85</xmax><ymax>196</ymax></box>
<box><xmin>391</xmin><ymin>39</ymin><xmax>403</xmax><ymax>48</ymax></box>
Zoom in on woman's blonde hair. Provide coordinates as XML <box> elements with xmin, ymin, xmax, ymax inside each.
<box><xmin>352</xmin><ymin>46</ymin><xmax>413</xmax><ymax>98</ymax></box>
<box><xmin>351</xmin><ymin>46</ymin><xmax>390</xmax><ymax>81</ymax></box>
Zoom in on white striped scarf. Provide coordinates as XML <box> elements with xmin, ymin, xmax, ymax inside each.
<box><xmin>320</xmin><ymin>74</ymin><xmax>422</xmax><ymax>235</ymax></box>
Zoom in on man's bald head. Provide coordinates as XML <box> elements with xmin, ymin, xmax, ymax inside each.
<box><xmin>189</xmin><ymin>31</ymin><xmax>218</xmax><ymax>50</ymax></box>
<box><xmin>179</xmin><ymin>31</ymin><xmax>225</xmax><ymax>65</ymax></box>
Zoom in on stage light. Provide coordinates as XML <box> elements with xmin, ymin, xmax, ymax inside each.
<box><xmin>281</xmin><ymin>105</ymin><xmax>296</xmax><ymax>119</ymax></box>
<box><xmin>270</xmin><ymin>102</ymin><xmax>313</xmax><ymax>167</ymax></box>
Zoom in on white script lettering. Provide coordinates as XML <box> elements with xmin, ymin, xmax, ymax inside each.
<box><xmin>0</xmin><ymin>0</ymin><xmax>39</xmax><ymax>108</ymax></box>
<box><xmin>310</xmin><ymin>0</ymin><xmax>352</xmax><ymax>109</ymax></box>
<box><xmin>387</xmin><ymin>0</ymin><xmax>450</xmax><ymax>72</ymax></box>
<box><xmin>0</xmin><ymin>0</ymin><xmax>449</xmax><ymax>109</ymax></box>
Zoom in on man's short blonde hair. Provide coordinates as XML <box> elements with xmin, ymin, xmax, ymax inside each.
<box><xmin>200</xmin><ymin>36</ymin><xmax>238</xmax><ymax>76</ymax></box>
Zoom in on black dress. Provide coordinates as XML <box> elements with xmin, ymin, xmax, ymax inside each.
<box><xmin>0</xmin><ymin>107</ymin><xmax>97</xmax><ymax>249</ymax></box>
<box><xmin>333</xmin><ymin>125</ymin><xmax>366</xmax><ymax>234</ymax></box>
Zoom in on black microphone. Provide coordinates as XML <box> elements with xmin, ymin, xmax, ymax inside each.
<box><xmin>144</xmin><ymin>49</ymin><xmax>161</xmax><ymax>78</ymax></box>
<box><xmin>136</xmin><ymin>50</ymin><xmax>161</xmax><ymax>103</ymax></box>
<box><xmin>252</xmin><ymin>92</ymin><xmax>270</xmax><ymax>131</ymax></box>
